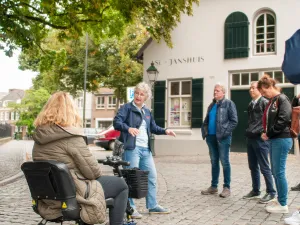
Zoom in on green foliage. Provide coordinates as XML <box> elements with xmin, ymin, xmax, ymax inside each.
<box><xmin>9</xmin><ymin>88</ymin><xmax>50</xmax><ymax>132</ymax></box>
<box><xmin>19</xmin><ymin>21</ymin><xmax>148</xmax><ymax>96</ymax></box>
<box><xmin>1</xmin><ymin>0</ymin><xmax>200</xmax><ymax>56</ymax></box>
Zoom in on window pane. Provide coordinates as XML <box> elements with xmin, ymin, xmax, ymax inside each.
<box><xmin>170</xmin><ymin>98</ymin><xmax>180</xmax><ymax>112</ymax></box>
<box><xmin>267</xmin><ymin>14</ymin><xmax>275</xmax><ymax>25</ymax></box>
<box><xmin>182</xmin><ymin>97</ymin><xmax>191</xmax><ymax>111</ymax></box>
<box><xmin>170</xmin><ymin>82</ymin><xmax>179</xmax><ymax>95</ymax></box>
<box><xmin>181</xmin><ymin>81</ymin><xmax>191</xmax><ymax>95</ymax></box>
<box><xmin>256</xmin><ymin>34</ymin><xmax>264</xmax><ymax>40</ymax></box>
<box><xmin>181</xmin><ymin>112</ymin><xmax>191</xmax><ymax>126</ymax></box>
<box><xmin>232</xmin><ymin>74</ymin><xmax>240</xmax><ymax>86</ymax></box>
<box><xmin>267</xmin><ymin>26</ymin><xmax>275</xmax><ymax>33</ymax></box>
<box><xmin>170</xmin><ymin>112</ymin><xmax>180</xmax><ymax>126</ymax></box>
<box><xmin>251</xmin><ymin>73</ymin><xmax>259</xmax><ymax>81</ymax></box>
<box><xmin>256</xmin><ymin>27</ymin><xmax>264</xmax><ymax>34</ymax></box>
<box><xmin>274</xmin><ymin>71</ymin><xmax>283</xmax><ymax>83</ymax></box>
<box><xmin>241</xmin><ymin>73</ymin><xmax>249</xmax><ymax>85</ymax></box>
<box><xmin>257</xmin><ymin>14</ymin><xmax>264</xmax><ymax>26</ymax></box>
<box><xmin>264</xmin><ymin>71</ymin><xmax>273</xmax><ymax>77</ymax></box>
<box><xmin>266</xmin><ymin>42</ymin><xmax>275</xmax><ymax>52</ymax></box>
<box><xmin>267</xmin><ymin>33</ymin><xmax>275</xmax><ymax>39</ymax></box>
<box><xmin>284</xmin><ymin>74</ymin><xmax>290</xmax><ymax>83</ymax></box>
<box><xmin>256</xmin><ymin>42</ymin><xmax>264</xmax><ymax>53</ymax></box>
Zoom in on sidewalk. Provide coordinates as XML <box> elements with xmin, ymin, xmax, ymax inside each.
<box><xmin>0</xmin><ymin>140</ymin><xmax>34</xmax><ymax>184</ymax></box>
<box><xmin>1</xmin><ymin>141</ymin><xmax>300</xmax><ymax>224</ymax></box>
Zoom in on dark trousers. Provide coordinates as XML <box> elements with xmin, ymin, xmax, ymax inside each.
<box><xmin>247</xmin><ymin>138</ymin><xmax>276</xmax><ymax>195</ymax></box>
<box><xmin>97</xmin><ymin>176</ymin><xmax>128</xmax><ymax>225</ymax></box>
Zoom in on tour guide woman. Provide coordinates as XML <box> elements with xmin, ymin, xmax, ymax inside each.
<box><xmin>258</xmin><ymin>75</ymin><xmax>292</xmax><ymax>214</ymax></box>
<box><xmin>113</xmin><ymin>82</ymin><xmax>176</xmax><ymax>219</ymax></box>
<box><xmin>32</xmin><ymin>91</ymin><xmax>128</xmax><ymax>225</ymax></box>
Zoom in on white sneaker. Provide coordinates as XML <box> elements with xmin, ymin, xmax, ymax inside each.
<box><xmin>131</xmin><ymin>209</ymin><xmax>142</xmax><ymax>219</ymax></box>
<box><xmin>284</xmin><ymin>211</ymin><xmax>300</xmax><ymax>225</ymax></box>
<box><xmin>266</xmin><ymin>201</ymin><xmax>289</xmax><ymax>214</ymax></box>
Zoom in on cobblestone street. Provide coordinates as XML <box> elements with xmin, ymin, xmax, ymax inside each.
<box><xmin>1</xmin><ymin>140</ymin><xmax>300</xmax><ymax>224</ymax></box>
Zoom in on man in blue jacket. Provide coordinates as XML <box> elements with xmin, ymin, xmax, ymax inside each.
<box><xmin>201</xmin><ymin>83</ymin><xmax>238</xmax><ymax>198</ymax></box>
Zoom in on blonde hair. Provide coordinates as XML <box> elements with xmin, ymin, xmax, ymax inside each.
<box><xmin>34</xmin><ymin>91</ymin><xmax>82</xmax><ymax>127</ymax></box>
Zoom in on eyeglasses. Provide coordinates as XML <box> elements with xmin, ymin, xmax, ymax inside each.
<box><xmin>134</xmin><ymin>92</ymin><xmax>146</xmax><ymax>97</ymax></box>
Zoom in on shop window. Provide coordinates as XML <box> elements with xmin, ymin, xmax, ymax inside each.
<box><xmin>96</xmin><ymin>96</ymin><xmax>105</xmax><ymax>109</ymax></box>
<box><xmin>254</xmin><ymin>11</ymin><xmax>276</xmax><ymax>54</ymax></box>
<box><xmin>168</xmin><ymin>80</ymin><xmax>192</xmax><ymax>127</ymax></box>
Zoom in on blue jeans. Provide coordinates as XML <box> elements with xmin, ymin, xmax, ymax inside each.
<box><xmin>123</xmin><ymin>146</ymin><xmax>158</xmax><ymax>209</ymax></box>
<box><xmin>247</xmin><ymin>138</ymin><xmax>276</xmax><ymax>195</ymax></box>
<box><xmin>269</xmin><ymin>138</ymin><xmax>292</xmax><ymax>206</ymax></box>
<box><xmin>206</xmin><ymin>135</ymin><xmax>231</xmax><ymax>188</ymax></box>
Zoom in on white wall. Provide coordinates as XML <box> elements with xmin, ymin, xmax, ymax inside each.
<box><xmin>142</xmin><ymin>0</ymin><xmax>300</xmax><ymax>155</ymax></box>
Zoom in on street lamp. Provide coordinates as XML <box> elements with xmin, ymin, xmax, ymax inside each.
<box><xmin>146</xmin><ymin>62</ymin><xmax>159</xmax><ymax>156</ymax></box>
<box><xmin>146</xmin><ymin>62</ymin><xmax>159</xmax><ymax>87</ymax></box>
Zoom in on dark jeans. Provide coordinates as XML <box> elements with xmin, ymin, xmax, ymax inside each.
<box><xmin>97</xmin><ymin>176</ymin><xmax>128</xmax><ymax>225</ymax></box>
<box><xmin>247</xmin><ymin>138</ymin><xmax>276</xmax><ymax>195</ymax></box>
<box><xmin>206</xmin><ymin>135</ymin><xmax>231</xmax><ymax>188</ymax></box>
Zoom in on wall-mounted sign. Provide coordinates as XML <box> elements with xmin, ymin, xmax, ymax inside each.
<box><xmin>126</xmin><ymin>86</ymin><xmax>135</xmax><ymax>102</ymax></box>
<box><xmin>153</xmin><ymin>56</ymin><xmax>204</xmax><ymax>66</ymax></box>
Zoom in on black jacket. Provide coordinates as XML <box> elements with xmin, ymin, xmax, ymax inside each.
<box><xmin>266</xmin><ymin>94</ymin><xmax>291</xmax><ymax>139</ymax></box>
<box><xmin>201</xmin><ymin>98</ymin><xmax>238</xmax><ymax>140</ymax></box>
<box><xmin>245</xmin><ymin>96</ymin><xmax>268</xmax><ymax>138</ymax></box>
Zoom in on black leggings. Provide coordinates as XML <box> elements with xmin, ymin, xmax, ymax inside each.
<box><xmin>97</xmin><ymin>176</ymin><xmax>128</xmax><ymax>225</ymax></box>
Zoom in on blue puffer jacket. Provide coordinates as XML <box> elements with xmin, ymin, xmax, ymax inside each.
<box><xmin>201</xmin><ymin>98</ymin><xmax>238</xmax><ymax>141</ymax></box>
<box><xmin>113</xmin><ymin>102</ymin><xmax>166</xmax><ymax>151</ymax></box>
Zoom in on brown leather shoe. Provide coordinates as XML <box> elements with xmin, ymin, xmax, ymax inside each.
<box><xmin>219</xmin><ymin>187</ymin><xmax>231</xmax><ymax>198</ymax></box>
<box><xmin>201</xmin><ymin>186</ymin><xmax>218</xmax><ymax>195</ymax></box>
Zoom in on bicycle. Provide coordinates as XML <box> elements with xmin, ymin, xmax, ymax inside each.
<box><xmin>98</xmin><ymin>156</ymin><xmax>148</xmax><ymax>225</ymax></box>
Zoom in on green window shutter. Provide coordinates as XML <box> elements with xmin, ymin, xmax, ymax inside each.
<box><xmin>224</xmin><ymin>11</ymin><xmax>249</xmax><ymax>59</ymax></box>
<box><xmin>153</xmin><ymin>81</ymin><xmax>166</xmax><ymax>128</ymax></box>
<box><xmin>191</xmin><ymin>78</ymin><xmax>203</xmax><ymax>128</ymax></box>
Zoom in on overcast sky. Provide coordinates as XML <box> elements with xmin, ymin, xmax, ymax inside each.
<box><xmin>0</xmin><ymin>50</ymin><xmax>37</xmax><ymax>93</ymax></box>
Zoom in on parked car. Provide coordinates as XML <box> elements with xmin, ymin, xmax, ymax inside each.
<box><xmin>94</xmin><ymin>125</ymin><xmax>120</xmax><ymax>150</ymax></box>
<box><xmin>83</xmin><ymin>128</ymin><xmax>103</xmax><ymax>145</ymax></box>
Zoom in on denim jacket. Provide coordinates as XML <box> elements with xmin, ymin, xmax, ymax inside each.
<box><xmin>113</xmin><ymin>102</ymin><xmax>166</xmax><ymax>151</ymax></box>
<box><xmin>201</xmin><ymin>98</ymin><xmax>238</xmax><ymax>140</ymax></box>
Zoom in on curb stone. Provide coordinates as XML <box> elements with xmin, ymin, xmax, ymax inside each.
<box><xmin>0</xmin><ymin>171</ymin><xmax>24</xmax><ymax>187</ymax></box>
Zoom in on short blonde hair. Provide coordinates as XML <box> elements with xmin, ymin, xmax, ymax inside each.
<box><xmin>134</xmin><ymin>82</ymin><xmax>152</xmax><ymax>100</ymax></box>
<box><xmin>34</xmin><ymin>91</ymin><xmax>82</xmax><ymax>127</ymax></box>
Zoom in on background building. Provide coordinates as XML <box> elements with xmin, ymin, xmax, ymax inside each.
<box><xmin>139</xmin><ymin>0</ymin><xmax>300</xmax><ymax>155</ymax></box>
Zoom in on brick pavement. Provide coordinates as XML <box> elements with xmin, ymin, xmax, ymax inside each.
<box><xmin>1</xmin><ymin>141</ymin><xmax>300</xmax><ymax>224</ymax></box>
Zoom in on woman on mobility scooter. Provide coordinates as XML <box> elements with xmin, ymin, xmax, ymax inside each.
<box><xmin>32</xmin><ymin>91</ymin><xmax>128</xmax><ymax>225</ymax></box>
<box><xmin>113</xmin><ymin>82</ymin><xmax>176</xmax><ymax>219</ymax></box>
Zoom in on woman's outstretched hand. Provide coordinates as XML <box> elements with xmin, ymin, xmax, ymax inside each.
<box><xmin>166</xmin><ymin>129</ymin><xmax>176</xmax><ymax>137</ymax></box>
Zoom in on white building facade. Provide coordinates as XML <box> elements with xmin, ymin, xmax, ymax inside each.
<box><xmin>140</xmin><ymin>0</ymin><xmax>300</xmax><ymax>155</ymax></box>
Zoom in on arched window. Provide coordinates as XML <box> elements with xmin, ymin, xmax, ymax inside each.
<box><xmin>254</xmin><ymin>11</ymin><xmax>276</xmax><ymax>54</ymax></box>
<box><xmin>224</xmin><ymin>12</ymin><xmax>249</xmax><ymax>59</ymax></box>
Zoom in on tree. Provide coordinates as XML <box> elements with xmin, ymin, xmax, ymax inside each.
<box><xmin>19</xmin><ymin>21</ymin><xmax>148</xmax><ymax>96</ymax></box>
<box><xmin>102</xmin><ymin>23</ymin><xmax>148</xmax><ymax>112</ymax></box>
<box><xmin>1</xmin><ymin>0</ymin><xmax>200</xmax><ymax>56</ymax></box>
<box><xmin>9</xmin><ymin>88</ymin><xmax>50</xmax><ymax>136</ymax></box>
